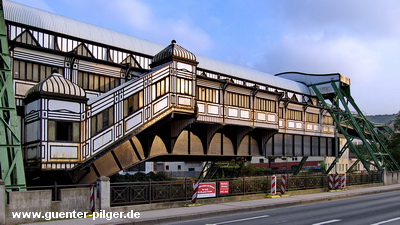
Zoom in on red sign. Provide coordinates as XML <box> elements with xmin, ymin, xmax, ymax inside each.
<box><xmin>197</xmin><ymin>182</ymin><xmax>216</xmax><ymax>198</ymax></box>
<box><xmin>219</xmin><ymin>181</ymin><xmax>229</xmax><ymax>194</ymax></box>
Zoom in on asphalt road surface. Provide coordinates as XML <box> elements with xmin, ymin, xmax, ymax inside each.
<box><xmin>163</xmin><ymin>190</ymin><xmax>400</xmax><ymax>225</ymax></box>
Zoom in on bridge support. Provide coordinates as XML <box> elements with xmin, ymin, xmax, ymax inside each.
<box><xmin>294</xmin><ymin>156</ymin><xmax>309</xmax><ymax>175</ymax></box>
<box><xmin>0</xmin><ymin>0</ymin><xmax>26</xmax><ymax>187</ymax></box>
<box><xmin>309</xmin><ymin>80</ymin><xmax>400</xmax><ymax>173</ymax></box>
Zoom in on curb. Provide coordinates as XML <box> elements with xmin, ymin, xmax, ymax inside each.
<box><xmin>122</xmin><ymin>184</ymin><xmax>400</xmax><ymax>225</ymax></box>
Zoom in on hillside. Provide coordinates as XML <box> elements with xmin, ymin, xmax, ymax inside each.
<box><xmin>366</xmin><ymin>114</ymin><xmax>396</xmax><ymax>125</ymax></box>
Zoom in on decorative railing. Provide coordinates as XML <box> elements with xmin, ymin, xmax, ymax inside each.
<box><xmin>110</xmin><ymin>172</ymin><xmax>382</xmax><ymax>206</ymax></box>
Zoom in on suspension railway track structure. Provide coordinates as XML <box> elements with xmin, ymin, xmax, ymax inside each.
<box><xmin>0</xmin><ymin>0</ymin><xmax>398</xmax><ymax>185</ymax></box>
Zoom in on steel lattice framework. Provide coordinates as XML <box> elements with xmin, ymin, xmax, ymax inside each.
<box><xmin>0</xmin><ymin>0</ymin><xmax>26</xmax><ymax>187</ymax></box>
<box><xmin>309</xmin><ymin>80</ymin><xmax>400</xmax><ymax>173</ymax></box>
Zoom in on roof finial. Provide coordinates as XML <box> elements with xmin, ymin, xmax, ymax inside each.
<box><xmin>171</xmin><ymin>40</ymin><xmax>176</xmax><ymax>44</ymax></box>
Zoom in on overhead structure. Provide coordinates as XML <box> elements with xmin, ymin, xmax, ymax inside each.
<box><xmin>2</xmin><ymin>0</ymin><xmax>396</xmax><ymax>184</ymax></box>
<box><xmin>0</xmin><ymin>0</ymin><xmax>26</xmax><ymax>187</ymax></box>
<box><xmin>277</xmin><ymin>72</ymin><xmax>400</xmax><ymax>173</ymax></box>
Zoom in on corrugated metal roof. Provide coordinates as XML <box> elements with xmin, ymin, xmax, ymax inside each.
<box><xmin>5</xmin><ymin>0</ymin><xmax>310</xmax><ymax>95</ymax></box>
<box><xmin>25</xmin><ymin>72</ymin><xmax>86</xmax><ymax>100</ymax></box>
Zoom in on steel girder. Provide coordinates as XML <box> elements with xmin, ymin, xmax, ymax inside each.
<box><xmin>0</xmin><ymin>0</ymin><xmax>26</xmax><ymax>187</ymax></box>
<box><xmin>309</xmin><ymin>81</ymin><xmax>400</xmax><ymax>174</ymax></box>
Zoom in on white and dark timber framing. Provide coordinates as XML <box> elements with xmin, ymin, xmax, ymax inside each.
<box><xmin>5</xmin><ymin>0</ymin><xmax>339</xmax><ymax>184</ymax></box>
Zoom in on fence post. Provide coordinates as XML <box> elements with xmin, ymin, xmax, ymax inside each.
<box><xmin>98</xmin><ymin>176</ymin><xmax>110</xmax><ymax>211</ymax></box>
<box><xmin>149</xmin><ymin>180</ymin><xmax>152</xmax><ymax>204</ymax></box>
<box><xmin>242</xmin><ymin>177</ymin><xmax>245</xmax><ymax>195</ymax></box>
<box><xmin>0</xmin><ymin>180</ymin><xmax>5</xmax><ymax>225</ymax></box>
<box><xmin>382</xmin><ymin>169</ymin><xmax>387</xmax><ymax>185</ymax></box>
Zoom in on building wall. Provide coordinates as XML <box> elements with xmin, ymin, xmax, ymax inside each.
<box><xmin>156</xmin><ymin>161</ymin><xmax>204</xmax><ymax>177</ymax></box>
<box><xmin>6</xmin><ymin>187</ymin><xmax>94</xmax><ymax>224</ymax></box>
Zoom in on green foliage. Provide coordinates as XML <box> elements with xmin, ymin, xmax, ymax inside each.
<box><xmin>393</xmin><ymin>112</ymin><xmax>400</xmax><ymax>131</ymax></box>
<box><xmin>387</xmin><ymin>112</ymin><xmax>400</xmax><ymax>166</ymax></box>
<box><xmin>211</xmin><ymin>164</ymin><xmax>273</xmax><ymax>178</ymax></box>
<box><xmin>111</xmin><ymin>171</ymin><xmax>172</xmax><ymax>182</ymax></box>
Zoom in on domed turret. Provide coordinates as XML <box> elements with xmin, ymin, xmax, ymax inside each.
<box><xmin>150</xmin><ymin>40</ymin><xmax>198</xmax><ymax>68</ymax></box>
<box><xmin>25</xmin><ymin>71</ymin><xmax>86</xmax><ymax>103</ymax></box>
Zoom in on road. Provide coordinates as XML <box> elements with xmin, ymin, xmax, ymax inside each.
<box><xmin>164</xmin><ymin>190</ymin><xmax>400</xmax><ymax>225</ymax></box>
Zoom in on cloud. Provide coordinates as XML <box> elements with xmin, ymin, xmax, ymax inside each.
<box><xmin>252</xmin><ymin>0</ymin><xmax>400</xmax><ymax>114</ymax></box>
<box><xmin>106</xmin><ymin>0</ymin><xmax>213</xmax><ymax>53</ymax></box>
<box><xmin>259</xmin><ymin>35</ymin><xmax>381</xmax><ymax>82</ymax></box>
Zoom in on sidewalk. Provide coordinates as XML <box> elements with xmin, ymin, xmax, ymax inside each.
<box><xmin>25</xmin><ymin>184</ymin><xmax>400</xmax><ymax>225</ymax></box>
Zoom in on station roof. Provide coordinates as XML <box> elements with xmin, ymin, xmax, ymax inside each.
<box><xmin>5</xmin><ymin>0</ymin><xmax>310</xmax><ymax>95</ymax></box>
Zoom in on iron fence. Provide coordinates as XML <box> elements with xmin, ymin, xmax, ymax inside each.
<box><xmin>110</xmin><ymin>172</ymin><xmax>382</xmax><ymax>206</ymax></box>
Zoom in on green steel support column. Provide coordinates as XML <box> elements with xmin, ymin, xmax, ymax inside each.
<box><xmin>325</xmin><ymin>140</ymin><xmax>351</xmax><ymax>174</ymax></box>
<box><xmin>311</xmin><ymin>85</ymin><xmax>372</xmax><ymax>173</ymax></box>
<box><xmin>0</xmin><ymin>0</ymin><xmax>26</xmax><ymax>187</ymax></box>
<box><xmin>309</xmin><ymin>80</ymin><xmax>400</xmax><ymax>174</ymax></box>
<box><xmin>331</xmin><ymin>83</ymin><xmax>399</xmax><ymax>171</ymax></box>
<box><xmin>293</xmin><ymin>156</ymin><xmax>308</xmax><ymax>175</ymax></box>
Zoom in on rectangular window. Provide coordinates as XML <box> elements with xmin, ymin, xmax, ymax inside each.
<box><xmin>176</xmin><ymin>77</ymin><xmax>192</xmax><ymax>95</ymax></box>
<box><xmin>12</xmin><ymin>59</ymin><xmax>63</xmax><ymax>82</ymax></box>
<box><xmin>287</xmin><ymin>109</ymin><xmax>302</xmax><ymax>121</ymax></box>
<box><xmin>78</xmin><ymin>72</ymin><xmax>120</xmax><ymax>92</ymax></box>
<box><xmin>196</xmin><ymin>86</ymin><xmax>219</xmax><ymax>103</ymax></box>
<box><xmin>123</xmin><ymin>91</ymin><xmax>144</xmax><ymax>117</ymax></box>
<box><xmin>323</xmin><ymin>116</ymin><xmax>334</xmax><ymax>125</ymax></box>
<box><xmin>91</xmin><ymin>106</ymin><xmax>114</xmax><ymax>136</ymax></box>
<box><xmin>278</xmin><ymin>108</ymin><xmax>284</xmax><ymax>118</ymax></box>
<box><xmin>306</xmin><ymin>113</ymin><xmax>319</xmax><ymax>123</ymax></box>
<box><xmin>152</xmin><ymin>77</ymin><xmax>170</xmax><ymax>100</ymax></box>
<box><xmin>227</xmin><ymin>92</ymin><xmax>249</xmax><ymax>108</ymax></box>
<box><xmin>48</xmin><ymin>120</ymin><xmax>79</xmax><ymax>142</ymax></box>
<box><xmin>256</xmin><ymin>98</ymin><xmax>276</xmax><ymax>112</ymax></box>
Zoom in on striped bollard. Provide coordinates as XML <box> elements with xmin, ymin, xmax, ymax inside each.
<box><xmin>271</xmin><ymin>175</ymin><xmax>277</xmax><ymax>196</ymax></box>
<box><xmin>341</xmin><ymin>174</ymin><xmax>346</xmax><ymax>189</ymax></box>
<box><xmin>192</xmin><ymin>180</ymin><xmax>199</xmax><ymax>203</ymax></box>
<box><xmin>89</xmin><ymin>184</ymin><xmax>95</xmax><ymax>213</ymax></box>
<box><xmin>328</xmin><ymin>174</ymin><xmax>334</xmax><ymax>190</ymax></box>
<box><xmin>280</xmin><ymin>175</ymin><xmax>286</xmax><ymax>195</ymax></box>
<box><xmin>334</xmin><ymin>174</ymin><xmax>340</xmax><ymax>190</ymax></box>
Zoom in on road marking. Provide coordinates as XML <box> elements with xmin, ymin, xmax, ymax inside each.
<box><xmin>207</xmin><ymin>215</ymin><xmax>270</xmax><ymax>225</ymax></box>
<box><xmin>371</xmin><ymin>217</ymin><xmax>400</xmax><ymax>225</ymax></box>
<box><xmin>312</xmin><ymin>219</ymin><xmax>341</xmax><ymax>225</ymax></box>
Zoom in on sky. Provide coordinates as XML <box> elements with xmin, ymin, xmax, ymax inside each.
<box><xmin>10</xmin><ymin>0</ymin><xmax>400</xmax><ymax>115</ymax></box>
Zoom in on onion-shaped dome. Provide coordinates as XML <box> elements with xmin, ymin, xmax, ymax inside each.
<box><xmin>150</xmin><ymin>40</ymin><xmax>198</xmax><ymax>68</ymax></box>
<box><xmin>25</xmin><ymin>71</ymin><xmax>87</xmax><ymax>102</ymax></box>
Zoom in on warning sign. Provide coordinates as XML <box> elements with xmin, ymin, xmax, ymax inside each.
<box><xmin>197</xmin><ymin>182</ymin><xmax>216</xmax><ymax>198</ymax></box>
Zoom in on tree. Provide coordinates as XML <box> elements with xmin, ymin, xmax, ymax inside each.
<box><xmin>394</xmin><ymin>111</ymin><xmax>400</xmax><ymax>131</ymax></box>
<box><xmin>387</xmin><ymin>111</ymin><xmax>400</xmax><ymax>166</ymax></box>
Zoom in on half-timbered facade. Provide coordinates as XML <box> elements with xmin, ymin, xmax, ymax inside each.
<box><xmin>5</xmin><ymin>1</ymin><xmax>339</xmax><ymax>183</ymax></box>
